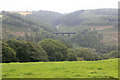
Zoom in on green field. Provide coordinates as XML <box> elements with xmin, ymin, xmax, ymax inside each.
<box><xmin>2</xmin><ymin>58</ymin><xmax>118</xmax><ymax>78</ymax></box>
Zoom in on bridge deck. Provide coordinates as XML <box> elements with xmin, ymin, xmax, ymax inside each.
<box><xmin>53</xmin><ymin>32</ymin><xmax>76</xmax><ymax>34</ymax></box>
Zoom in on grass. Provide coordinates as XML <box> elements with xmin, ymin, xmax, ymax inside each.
<box><xmin>2</xmin><ymin>58</ymin><xmax>118</xmax><ymax>78</ymax></box>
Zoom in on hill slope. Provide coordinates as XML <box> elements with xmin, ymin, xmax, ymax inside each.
<box><xmin>2</xmin><ymin>8</ymin><xmax>118</xmax><ymax>47</ymax></box>
<box><xmin>54</xmin><ymin>8</ymin><xmax>117</xmax><ymax>27</ymax></box>
<box><xmin>2</xmin><ymin>11</ymin><xmax>57</xmax><ymax>41</ymax></box>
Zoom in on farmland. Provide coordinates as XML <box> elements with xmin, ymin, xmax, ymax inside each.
<box><xmin>2</xmin><ymin>58</ymin><xmax>118</xmax><ymax>78</ymax></box>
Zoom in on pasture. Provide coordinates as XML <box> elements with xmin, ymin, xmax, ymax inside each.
<box><xmin>2</xmin><ymin>58</ymin><xmax>118</xmax><ymax>78</ymax></box>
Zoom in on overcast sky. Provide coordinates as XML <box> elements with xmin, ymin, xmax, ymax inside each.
<box><xmin>0</xmin><ymin>0</ymin><xmax>119</xmax><ymax>13</ymax></box>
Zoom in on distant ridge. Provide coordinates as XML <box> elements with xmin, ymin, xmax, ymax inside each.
<box><xmin>8</xmin><ymin>11</ymin><xmax>32</xmax><ymax>16</ymax></box>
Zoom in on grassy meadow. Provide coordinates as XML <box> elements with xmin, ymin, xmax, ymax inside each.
<box><xmin>2</xmin><ymin>58</ymin><xmax>118</xmax><ymax>78</ymax></box>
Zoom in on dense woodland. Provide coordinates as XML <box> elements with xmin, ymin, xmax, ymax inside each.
<box><xmin>1</xmin><ymin>9</ymin><xmax>120</xmax><ymax>62</ymax></box>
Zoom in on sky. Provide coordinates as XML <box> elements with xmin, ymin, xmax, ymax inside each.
<box><xmin>0</xmin><ymin>0</ymin><xmax>119</xmax><ymax>13</ymax></box>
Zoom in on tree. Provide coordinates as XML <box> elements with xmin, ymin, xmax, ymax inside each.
<box><xmin>39</xmin><ymin>39</ymin><xmax>68</xmax><ymax>61</ymax></box>
<box><xmin>2</xmin><ymin>42</ymin><xmax>17</xmax><ymax>62</ymax></box>
<box><xmin>71</xmin><ymin>29</ymin><xmax>105</xmax><ymax>53</ymax></box>
<box><xmin>67</xmin><ymin>48</ymin><xmax>77</xmax><ymax>61</ymax></box>
<box><xmin>75</xmin><ymin>48</ymin><xmax>101</xmax><ymax>61</ymax></box>
<box><xmin>6</xmin><ymin>39</ymin><xmax>48</xmax><ymax>62</ymax></box>
<box><xmin>103</xmin><ymin>51</ymin><xmax>119</xmax><ymax>59</ymax></box>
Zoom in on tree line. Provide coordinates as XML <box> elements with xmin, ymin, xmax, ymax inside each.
<box><xmin>2</xmin><ymin>39</ymin><xmax>119</xmax><ymax>63</ymax></box>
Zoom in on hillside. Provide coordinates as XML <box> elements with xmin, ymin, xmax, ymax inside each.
<box><xmin>25</xmin><ymin>9</ymin><xmax>118</xmax><ymax>45</ymax></box>
<box><xmin>27</xmin><ymin>10</ymin><xmax>63</xmax><ymax>26</ymax></box>
<box><xmin>53</xmin><ymin>9</ymin><xmax>118</xmax><ymax>46</ymax></box>
<box><xmin>2</xmin><ymin>11</ymin><xmax>57</xmax><ymax>41</ymax></box>
<box><xmin>55</xmin><ymin>8</ymin><xmax>117</xmax><ymax>27</ymax></box>
<box><xmin>2</xmin><ymin>8</ymin><xmax>118</xmax><ymax>52</ymax></box>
